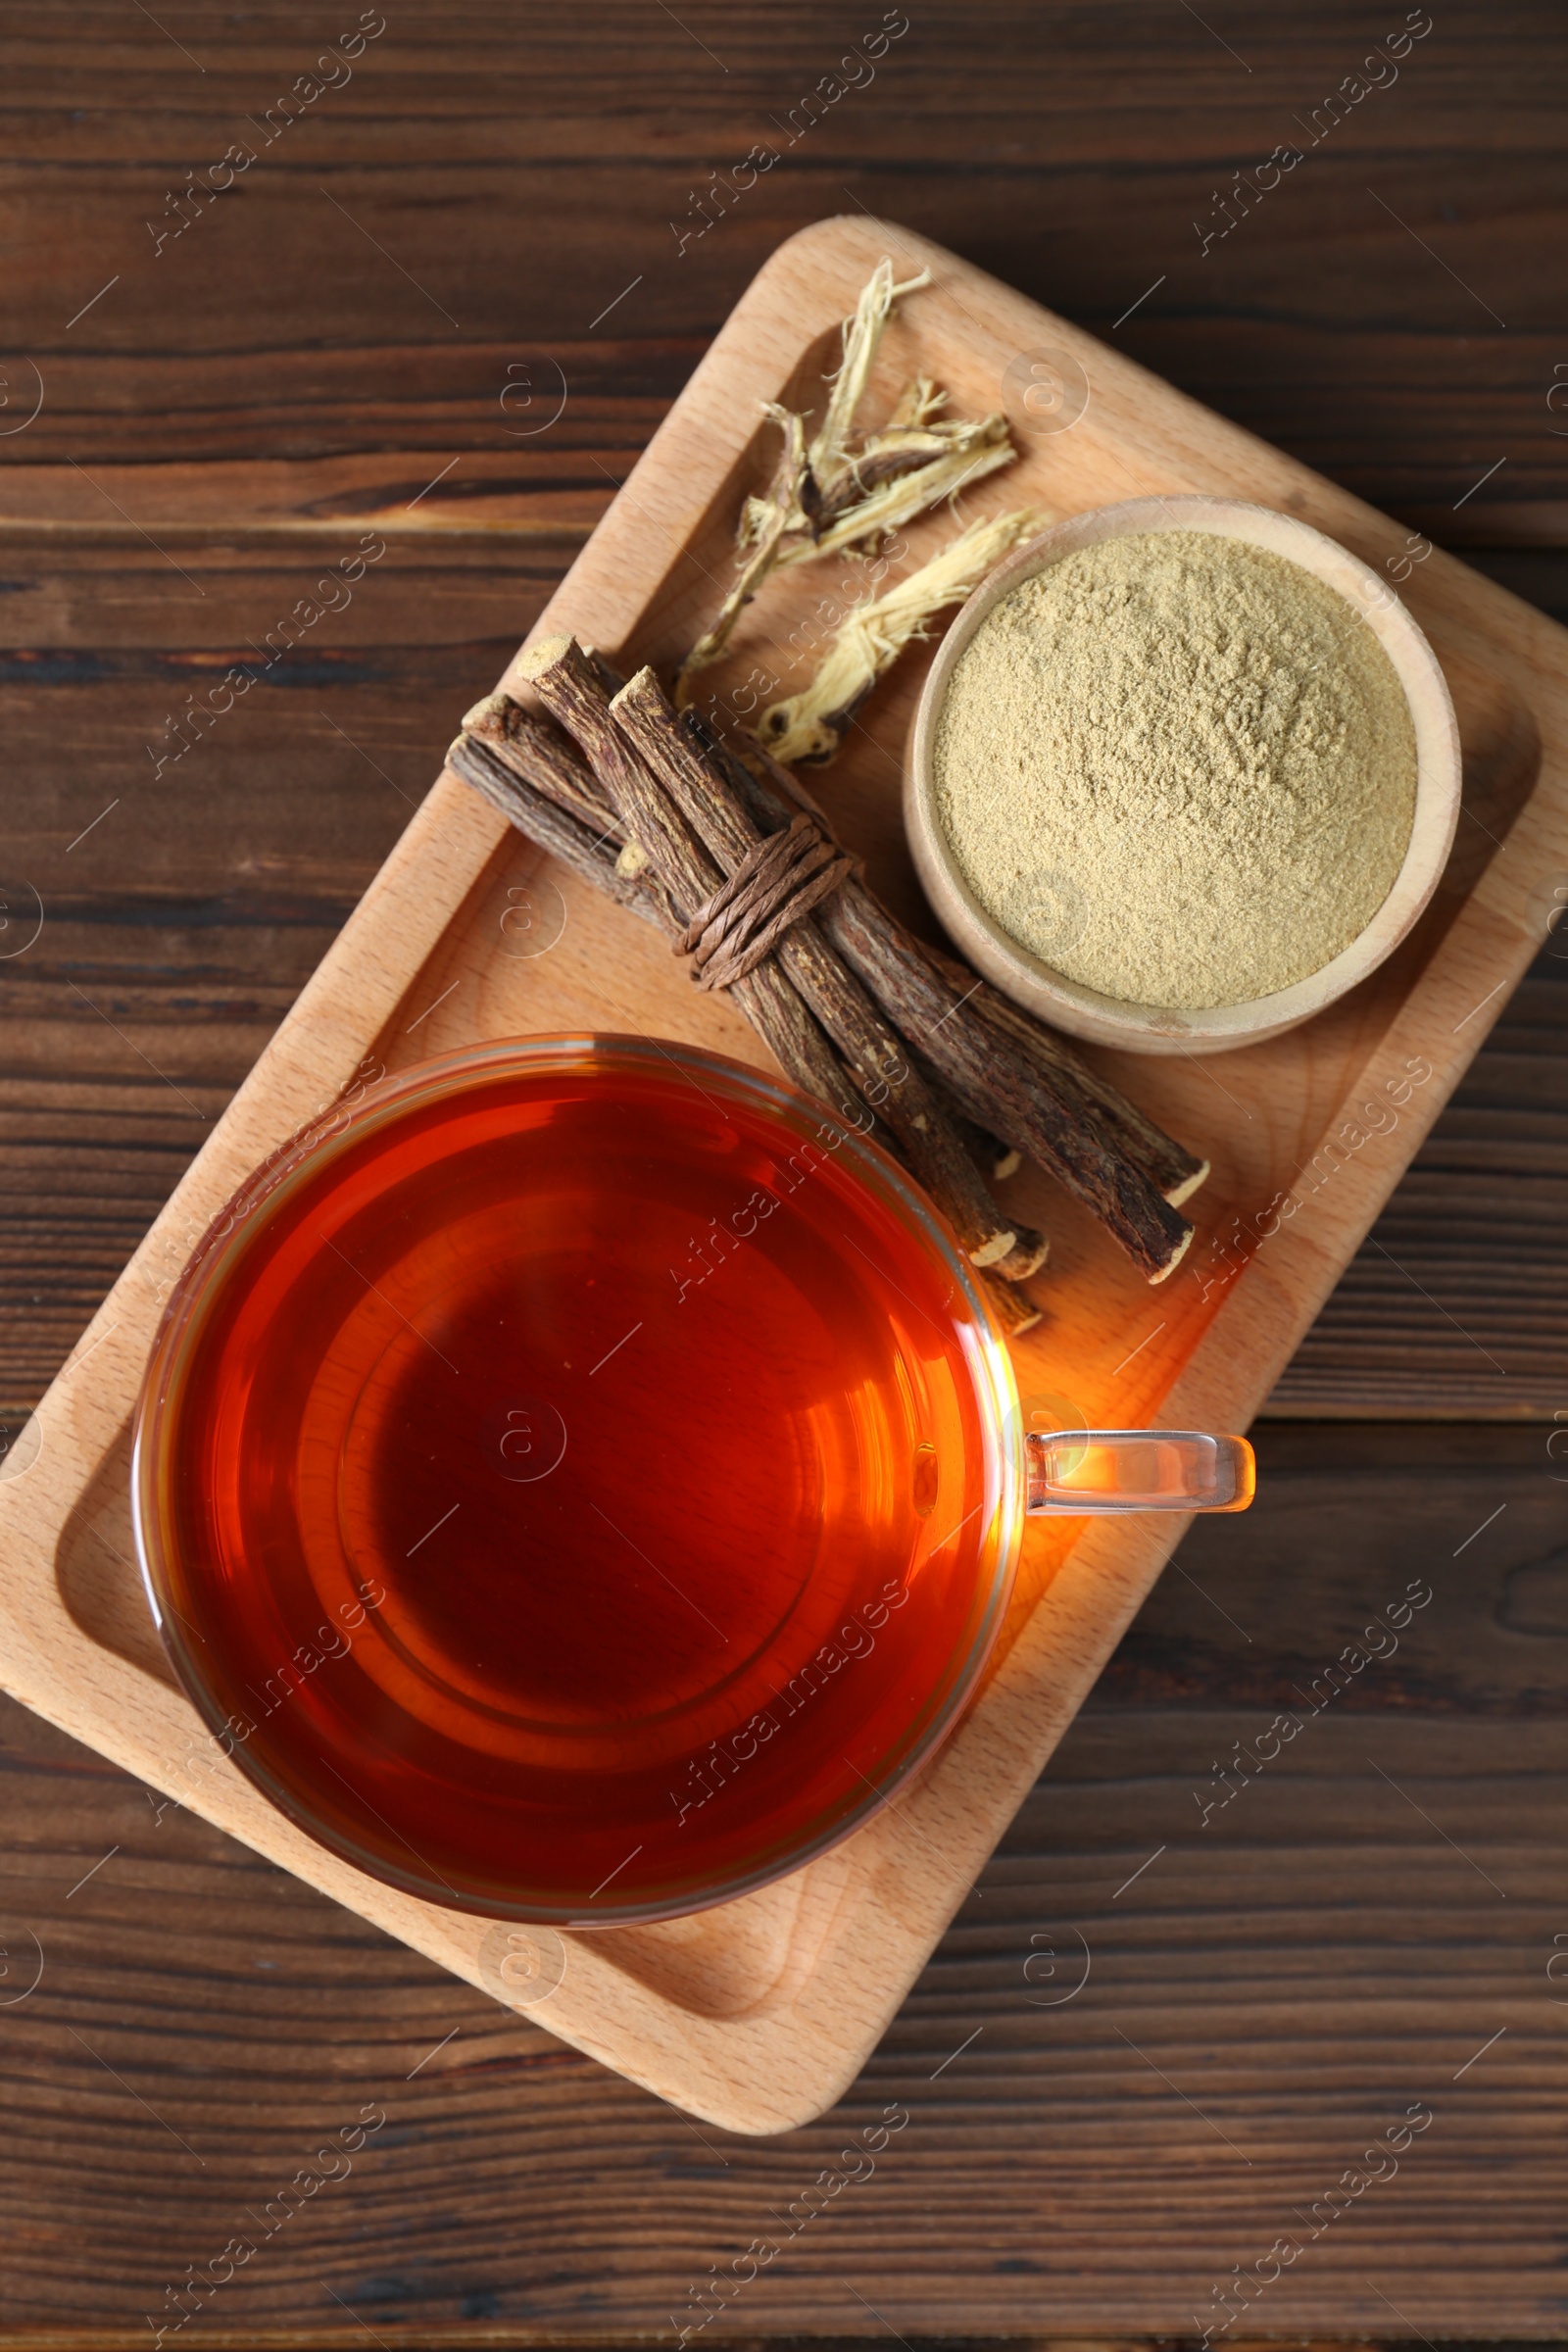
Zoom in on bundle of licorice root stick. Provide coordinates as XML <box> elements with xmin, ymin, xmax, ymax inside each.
<box><xmin>447</xmin><ymin>636</ymin><xmax>1206</xmax><ymax>1336</ymax></box>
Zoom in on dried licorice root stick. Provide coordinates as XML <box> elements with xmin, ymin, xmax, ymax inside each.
<box><xmin>726</xmin><ymin>726</ymin><xmax>1207</xmax><ymax>1211</ymax></box>
<box><xmin>616</xmin><ymin>657</ymin><xmax>1043</xmax><ymax>1278</ymax></box>
<box><xmin>457</xmin><ymin>675</ymin><xmax>966</xmax><ymax>1232</ymax></box>
<box><xmin>956</xmin><ymin>978</ymin><xmax>1209</xmax><ymax>1208</ymax></box>
<box><xmin>709</xmin><ymin>724</ymin><xmax>1196</xmax><ymax>1284</ymax></box>
<box><xmin>453</xmin><ymin>695</ymin><xmax>943</xmax><ymax>1214</ymax></box>
<box><xmin>823</xmin><ymin>888</ymin><xmax>1195</xmax><ymax>1282</ymax></box>
<box><xmin>449</xmin><ymin>732</ymin><xmax>627</xmax><ymax>900</ymax></box>
<box><xmin>467</xmin><ymin>693</ymin><xmax>1037</xmax><ymax>1200</ymax></box>
<box><xmin>609</xmin><ymin>663</ymin><xmax>1045</xmax><ymax>1281</ymax></box>
<box><xmin>868</xmin><ymin>912</ymin><xmax>1209</xmax><ymax>1220</ymax></box>
<box><xmin>457</xmin><ymin>691</ymin><xmax>692</xmax><ymax>932</ymax></box>
<box><xmin>451</xmin><ymin>701</ymin><xmax>1046</xmax><ymax>1334</ymax></box>
<box><xmin>449</xmin><ymin>710</ymin><xmax>675</xmax><ymax>936</ymax></box>
<box><xmin>954</xmin><ymin>1113</ymin><xmax>1022</xmax><ymax>1185</ymax></box>
<box><xmin>456</xmin><ymin>682</ymin><xmax>1186</xmax><ymax>1280</ymax></box>
<box><xmin>976</xmin><ymin>1267</ymin><xmax>1043</xmax><ymax>1340</ymax></box>
<box><xmin>452</xmin><ymin>687</ymin><xmax>1051</xmax><ymax>1313</ymax></box>
<box><xmin>512</xmin><ymin>636</ymin><xmax>862</xmax><ymax>1132</ymax></box>
<box><xmin>462</xmin><ymin>691</ymin><xmax>618</xmax><ymax>835</ymax></box>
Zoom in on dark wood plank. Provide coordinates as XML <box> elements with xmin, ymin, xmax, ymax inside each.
<box><xmin>0</xmin><ymin>1425</ymin><xmax>1560</xmax><ymax>2336</ymax></box>
<box><xmin>0</xmin><ymin>538</ymin><xmax>537</xmax><ymax>1419</ymax></box>
<box><xmin>1264</xmin><ymin>951</ymin><xmax>1568</xmax><ymax>1413</ymax></box>
<box><xmin>0</xmin><ymin>6</ymin><xmax>1565</xmax><ymax>2332</ymax></box>
<box><xmin>0</xmin><ymin>0</ymin><xmax>1563</xmax><ymax>526</ymax></box>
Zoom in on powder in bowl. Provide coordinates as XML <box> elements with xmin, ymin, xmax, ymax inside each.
<box><xmin>931</xmin><ymin>527</ymin><xmax>1419</xmax><ymax>1009</ymax></box>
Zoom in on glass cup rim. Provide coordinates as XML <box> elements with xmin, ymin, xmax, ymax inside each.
<box><xmin>132</xmin><ymin>1030</ymin><xmax>1026</xmax><ymax>1925</ymax></box>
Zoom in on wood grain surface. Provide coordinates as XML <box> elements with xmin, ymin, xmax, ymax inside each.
<box><xmin>11</xmin><ymin>194</ymin><xmax>1568</xmax><ymax>2135</ymax></box>
<box><xmin>1</xmin><ymin>0</ymin><xmax>1565</xmax><ymax>2335</ymax></box>
<box><xmin>0</xmin><ymin>1426</ymin><xmax>1562</xmax><ymax>2338</ymax></box>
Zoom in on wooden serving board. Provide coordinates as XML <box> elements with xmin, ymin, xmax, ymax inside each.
<box><xmin>1</xmin><ymin>218</ymin><xmax>1563</xmax><ymax>2135</ymax></box>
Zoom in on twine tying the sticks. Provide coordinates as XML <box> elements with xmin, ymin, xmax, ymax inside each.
<box><xmin>674</xmin><ymin>813</ymin><xmax>856</xmax><ymax>992</ymax></box>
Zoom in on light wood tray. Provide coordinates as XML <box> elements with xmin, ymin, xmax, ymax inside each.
<box><xmin>2</xmin><ymin>218</ymin><xmax>1563</xmax><ymax>2134</ymax></box>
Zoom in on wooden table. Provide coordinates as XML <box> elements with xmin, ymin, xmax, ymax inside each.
<box><xmin>1</xmin><ymin>3</ymin><xmax>1564</xmax><ymax>2337</ymax></box>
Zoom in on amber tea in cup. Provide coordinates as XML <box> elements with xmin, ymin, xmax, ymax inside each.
<box><xmin>134</xmin><ymin>1036</ymin><xmax>1024</xmax><ymax>1923</ymax></box>
<box><xmin>137</xmin><ymin>1034</ymin><xmax>1252</xmax><ymax>1924</ymax></box>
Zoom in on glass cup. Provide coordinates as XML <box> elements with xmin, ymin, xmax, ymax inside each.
<box><xmin>133</xmin><ymin>1034</ymin><xmax>1250</xmax><ymax>1925</ymax></box>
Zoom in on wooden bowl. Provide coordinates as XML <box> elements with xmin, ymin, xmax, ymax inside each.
<box><xmin>905</xmin><ymin>494</ymin><xmax>1463</xmax><ymax>1055</ymax></box>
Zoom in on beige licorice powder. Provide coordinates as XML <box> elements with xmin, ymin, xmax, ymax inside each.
<box><xmin>932</xmin><ymin>528</ymin><xmax>1418</xmax><ymax>1008</ymax></box>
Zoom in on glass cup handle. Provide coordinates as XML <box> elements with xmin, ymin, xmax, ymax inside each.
<box><xmin>1025</xmin><ymin>1429</ymin><xmax>1255</xmax><ymax>1515</ymax></box>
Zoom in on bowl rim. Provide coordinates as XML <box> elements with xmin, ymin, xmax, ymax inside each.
<box><xmin>905</xmin><ymin>493</ymin><xmax>1464</xmax><ymax>1054</ymax></box>
<box><xmin>130</xmin><ymin>1029</ymin><xmax>1025</xmax><ymax>1928</ymax></box>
